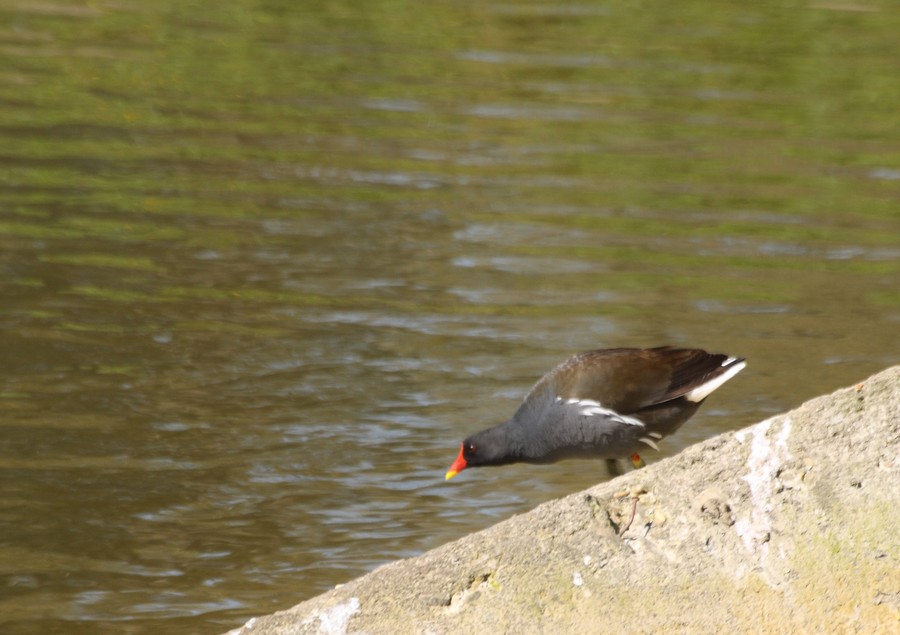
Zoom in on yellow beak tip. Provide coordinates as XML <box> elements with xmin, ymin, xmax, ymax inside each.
<box><xmin>445</xmin><ymin>470</ymin><xmax>458</xmax><ymax>481</ymax></box>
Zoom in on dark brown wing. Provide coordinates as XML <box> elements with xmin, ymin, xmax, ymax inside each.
<box><xmin>533</xmin><ymin>347</ymin><xmax>734</xmax><ymax>414</ymax></box>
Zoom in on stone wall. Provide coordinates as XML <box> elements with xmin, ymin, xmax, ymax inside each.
<box><xmin>228</xmin><ymin>365</ymin><xmax>900</xmax><ymax>634</ymax></box>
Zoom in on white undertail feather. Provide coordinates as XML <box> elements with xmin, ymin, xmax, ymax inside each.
<box><xmin>685</xmin><ymin>358</ymin><xmax>747</xmax><ymax>403</ymax></box>
<box><xmin>638</xmin><ymin>437</ymin><xmax>660</xmax><ymax>451</ymax></box>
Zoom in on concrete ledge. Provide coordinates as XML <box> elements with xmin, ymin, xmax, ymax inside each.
<box><xmin>229</xmin><ymin>365</ymin><xmax>900</xmax><ymax>634</ymax></box>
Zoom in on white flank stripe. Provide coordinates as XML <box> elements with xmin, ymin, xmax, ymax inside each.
<box><xmin>557</xmin><ymin>396</ymin><xmax>645</xmax><ymax>427</ymax></box>
<box><xmin>575</xmin><ymin>402</ymin><xmax>644</xmax><ymax>427</ymax></box>
<box><xmin>685</xmin><ymin>359</ymin><xmax>747</xmax><ymax>403</ymax></box>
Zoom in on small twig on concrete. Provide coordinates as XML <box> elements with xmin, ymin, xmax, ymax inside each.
<box><xmin>620</xmin><ymin>496</ymin><xmax>639</xmax><ymax>535</ymax></box>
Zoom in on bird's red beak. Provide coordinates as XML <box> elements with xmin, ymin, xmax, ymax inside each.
<box><xmin>445</xmin><ymin>444</ymin><xmax>467</xmax><ymax>480</ymax></box>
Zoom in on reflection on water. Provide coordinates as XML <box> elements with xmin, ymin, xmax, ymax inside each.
<box><xmin>1</xmin><ymin>0</ymin><xmax>898</xmax><ymax>633</ymax></box>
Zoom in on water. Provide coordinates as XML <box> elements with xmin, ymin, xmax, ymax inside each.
<box><xmin>1</xmin><ymin>1</ymin><xmax>898</xmax><ymax>633</ymax></box>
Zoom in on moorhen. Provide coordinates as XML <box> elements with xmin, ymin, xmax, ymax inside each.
<box><xmin>445</xmin><ymin>346</ymin><xmax>745</xmax><ymax>479</ymax></box>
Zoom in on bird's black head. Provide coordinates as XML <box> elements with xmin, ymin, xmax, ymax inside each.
<box><xmin>445</xmin><ymin>424</ymin><xmax>520</xmax><ymax>480</ymax></box>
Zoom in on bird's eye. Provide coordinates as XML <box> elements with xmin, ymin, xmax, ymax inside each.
<box><xmin>467</xmin><ymin>444</ymin><xmax>476</xmax><ymax>454</ymax></box>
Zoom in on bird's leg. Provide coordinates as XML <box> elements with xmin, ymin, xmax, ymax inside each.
<box><xmin>607</xmin><ymin>454</ymin><xmax>646</xmax><ymax>477</ymax></box>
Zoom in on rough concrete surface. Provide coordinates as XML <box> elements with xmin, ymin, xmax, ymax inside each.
<box><xmin>227</xmin><ymin>366</ymin><xmax>900</xmax><ymax>634</ymax></box>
